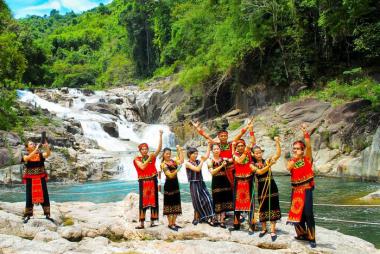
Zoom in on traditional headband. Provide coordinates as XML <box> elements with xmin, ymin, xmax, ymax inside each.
<box><xmin>236</xmin><ymin>139</ymin><xmax>246</xmax><ymax>146</ymax></box>
<box><xmin>293</xmin><ymin>140</ymin><xmax>305</xmax><ymax>150</ymax></box>
<box><xmin>138</xmin><ymin>143</ymin><xmax>149</xmax><ymax>151</ymax></box>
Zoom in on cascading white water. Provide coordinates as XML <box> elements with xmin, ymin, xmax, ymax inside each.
<box><xmin>16</xmin><ymin>89</ymin><xmax>204</xmax><ymax>182</ymax></box>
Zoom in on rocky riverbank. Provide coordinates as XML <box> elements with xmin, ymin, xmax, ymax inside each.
<box><xmin>0</xmin><ymin>193</ymin><xmax>378</xmax><ymax>254</ymax></box>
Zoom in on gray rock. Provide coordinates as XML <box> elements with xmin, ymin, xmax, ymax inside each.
<box><xmin>0</xmin><ymin>194</ymin><xmax>379</xmax><ymax>254</ymax></box>
<box><xmin>100</xmin><ymin>122</ymin><xmax>118</xmax><ymax>138</ymax></box>
<box><xmin>84</xmin><ymin>103</ymin><xmax>119</xmax><ymax>116</ymax></box>
<box><xmin>277</xmin><ymin>98</ymin><xmax>331</xmax><ymax>124</ymax></box>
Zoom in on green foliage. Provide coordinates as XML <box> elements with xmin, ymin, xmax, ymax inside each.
<box><xmin>267</xmin><ymin>125</ymin><xmax>281</xmax><ymax>140</ymax></box>
<box><xmin>0</xmin><ymin>0</ymin><xmax>379</xmax><ymax>109</ymax></box>
<box><xmin>294</xmin><ymin>77</ymin><xmax>380</xmax><ymax>108</ymax></box>
<box><xmin>0</xmin><ymin>89</ymin><xmax>18</xmax><ymax>131</ymax></box>
<box><xmin>0</xmin><ymin>32</ymin><xmax>27</xmax><ymax>84</ymax></box>
<box><xmin>228</xmin><ymin>121</ymin><xmax>242</xmax><ymax>131</ymax></box>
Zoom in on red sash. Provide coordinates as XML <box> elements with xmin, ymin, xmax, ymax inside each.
<box><xmin>220</xmin><ymin>142</ymin><xmax>235</xmax><ymax>187</ymax></box>
<box><xmin>235</xmin><ymin>179</ymin><xmax>251</xmax><ymax>211</ymax></box>
<box><xmin>142</xmin><ymin>179</ymin><xmax>156</xmax><ymax>208</ymax></box>
<box><xmin>31</xmin><ymin>178</ymin><xmax>44</xmax><ymax>204</ymax></box>
<box><xmin>287</xmin><ymin>187</ymin><xmax>306</xmax><ymax>224</ymax></box>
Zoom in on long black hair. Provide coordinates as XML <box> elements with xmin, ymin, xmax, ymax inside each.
<box><xmin>161</xmin><ymin>147</ymin><xmax>172</xmax><ymax>164</ymax></box>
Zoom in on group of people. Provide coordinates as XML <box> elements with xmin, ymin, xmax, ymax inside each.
<box><xmin>20</xmin><ymin>118</ymin><xmax>316</xmax><ymax>248</ymax></box>
<box><xmin>132</xmin><ymin>119</ymin><xmax>317</xmax><ymax>248</ymax></box>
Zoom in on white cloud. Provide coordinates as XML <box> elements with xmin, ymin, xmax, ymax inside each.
<box><xmin>60</xmin><ymin>0</ymin><xmax>98</xmax><ymax>12</ymax></box>
<box><xmin>15</xmin><ymin>0</ymin><xmax>111</xmax><ymax>18</ymax></box>
<box><xmin>15</xmin><ymin>0</ymin><xmax>61</xmax><ymax>18</ymax></box>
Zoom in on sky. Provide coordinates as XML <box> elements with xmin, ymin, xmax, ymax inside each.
<box><xmin>5</xmin><ymin>0</ymin><xmax>113</xmax><ymax>19</ymax></box>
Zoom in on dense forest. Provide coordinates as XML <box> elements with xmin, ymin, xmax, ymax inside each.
<box><xmin>0</xmin><ymin>0</ymin><xmax>380</xmax><ymax>130</ymax></box>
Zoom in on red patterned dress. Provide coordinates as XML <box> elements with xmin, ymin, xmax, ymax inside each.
<box><xmin>133</xmin><ymin>155</ymin><xmax>159</xmax><ymax>222</ymax></box>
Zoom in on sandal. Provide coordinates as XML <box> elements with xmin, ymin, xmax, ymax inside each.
<box><xmin>192</xmin><ymin>219</ymin><xmax>199</xmax><ymax>226</ymax></box>
<box><xmin>150</xmin><ymin>223</ymin><xmax>158</xmax><ymax>228</ymax></box>
<box><xmin>270</xmin><ymin>232</ymin><xmax>277</xmax><ymax>242</ymax></box>
<box><xmin>294</xmin><ymin>235</ymin><xmax>308</xmax><ymax>241</ymax></box>
<box><xmin>23</xmin><ymin>216</ymin><xmax>30</xmax><ymax>224</ymax></box>
<box><xmin>220</xmin><ymin>222</ymin><xmax>226</xmax><ymax>229</ymax></box>
<box><xmin>46</xmin><ymin>216</ymin><xmax>55</xmax><ymax>223</ymax></box>
<box><xmin>135</xmin><ymin>225</ymin><xmax>145</xmax><ymax>229</ymax></box>
<box><xmin>309</xmin><ymin>241</ymin><xmax>317</xmax><ymax>248</ymax></box>
<box><xmin>174</xmin><ymin>224</ymin><xmax>182</xmax><ymax>228</ymax></box>
<box><xmin>259</xmin><ymin>230</ymin><xmax>267</xmax><ymax>238</ymax></box>
<box><xmin>168</xmin><ymin>225</ymin><xmax>178</xmax><ymax>231</ymax></box>
<box><xmin>207</xmin><ymin>220</ymin><xmax>217</xmax><ymax>227</ymax></box>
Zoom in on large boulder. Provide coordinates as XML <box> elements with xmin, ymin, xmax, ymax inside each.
<box><xmin>100</xmin><ymin>122</ymin><xmax>118</xmax><ymax>138</ymax></box>
<box><xmin>277</xmin><ymin>98</ymin><xmax>331</xmax><ymax>124</ymax></box>
<box><xmin>84</xmin><ymin>103</ymin><xmax>119</xmax><ymax>116</ymax></box>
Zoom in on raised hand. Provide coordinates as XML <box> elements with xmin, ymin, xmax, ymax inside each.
<box><xmin>191</xmin><ymin>120</ymin><xmax>201</xmax><ymax>129</ymax></box>
<box><xmin>159</xmin><ymin>129</ymin><xmax>163</xmax><ymax>135</ymax></box>
<box><xmin>300</xmin><ymin>123</ymin><xmax>308</xmax><ymax>134</ymax></box>
<box><xmin>274</xmin><ymin>136</ymin><xmax>280</xmax><ymax>142</ymax></box>
<box><xmin>247</xmin><ymin>117</ymin><xmax>254</xmax><ymax>129</ymax></box>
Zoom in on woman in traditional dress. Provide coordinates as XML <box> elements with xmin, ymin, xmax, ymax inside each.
<box><xmin>286</xmin><ymin>123</ymin><xmax>316</xmax><ymax>248</ymax></box>
<box><xmin>133</xmin><ymin>130</ymin><xmax>163</xmax><ymax>229</ymax></box>
<box><xmin>185</xmin><ymin>144</ymin><xmax>216</xmax><ymax>226</ymax></box>
<box><xmin>160</xmin><ymin>145</ymin><xmax>184</xmax><ymax>231</ymax></box>
<box><xmin>22</xmin><ymin>140</ymin><xmax>53</xmax><ymax>223</ymax></box>
<box><xmin>251</xmin><ymin>136</ymin><xmax>281</xmax><ymax>241</ymax></box>
<box><xmin>207</xmin><ymin>143</ymin><xmax>234</xmax><ymax>228</ymax></box>
<box><xmin>230</xmin><ymin>122</ymin><xmax>256</xmax><ymax>233</ymax></box>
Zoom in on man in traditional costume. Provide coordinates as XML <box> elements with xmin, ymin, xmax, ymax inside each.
<box><xmin>133</xmin><ymin>130</ymin><xmax>163</xmax><ymax>229</ymax></box>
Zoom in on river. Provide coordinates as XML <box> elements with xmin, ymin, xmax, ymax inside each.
<box><xmin>1</xmin><ymin>176</ymin><xmax>379</xmax><ymax>248</ymax></box>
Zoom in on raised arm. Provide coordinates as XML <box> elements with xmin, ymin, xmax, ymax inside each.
<box><xmin>153</xmin><ymin>130</ymin><xmax>163</xmax><ymax>158</ymax></box>
<box><xmin>232</xmin><ymin>117</ymin><xmax>254</xmax><ymax>142</ymax></box>
<box><xmin>191</xmin><ymin>120</ymin><xmax>215</xmax><ymax>143</ymax></box>
<box><xmin>176</xmin><ymin>145</ymin><xmax>185</xmax><ymax>164</ymax></box>
<box><xmin>301</xmin><ymin>123</ymin><xmax>312</xmax><ymax>160</ymax></box>
<box><xmin>202</xmin><ymin>142</ymin><xmax>211</xmax><ymax>160</ymax></box>
<box><xmin>42</xmin><ymin>142</ymin><xmax>51</xmax><ymax>158</ymax></box>
<box><xmin>23</xmin><ymin>144</ymin><xmax>41</xmax><ymax>162</ymax></box>
<box><xmin>271</xmin><ymin>136</ymin><xmax>281</xmax><ymax>161</ymax></box>
<box><xmin>247</xmin><ymin>121</ymin><xmax>256</xmax><ymax>146</ymax></box>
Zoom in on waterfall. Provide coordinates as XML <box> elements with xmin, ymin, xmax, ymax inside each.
<box><xmin>17</xmin><ymin>89</ymin><xmax>184</xmax><ymax>181</ymax></box>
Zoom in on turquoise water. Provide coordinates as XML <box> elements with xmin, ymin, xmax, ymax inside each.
<box><xmin>1</xmin><ymin>176</ymin><xmax>379</xmax><ymax>248</ymax></box>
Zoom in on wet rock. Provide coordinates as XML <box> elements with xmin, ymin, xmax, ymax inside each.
<box><xmin>84</xmin><ymin>103</ymin><xmax>119</xmax><ymax>116</ymax></box>
<box><xmin>101</xmin><ymin>122</ymin><xmax>118</xmax><ymax>138</ymax></box>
